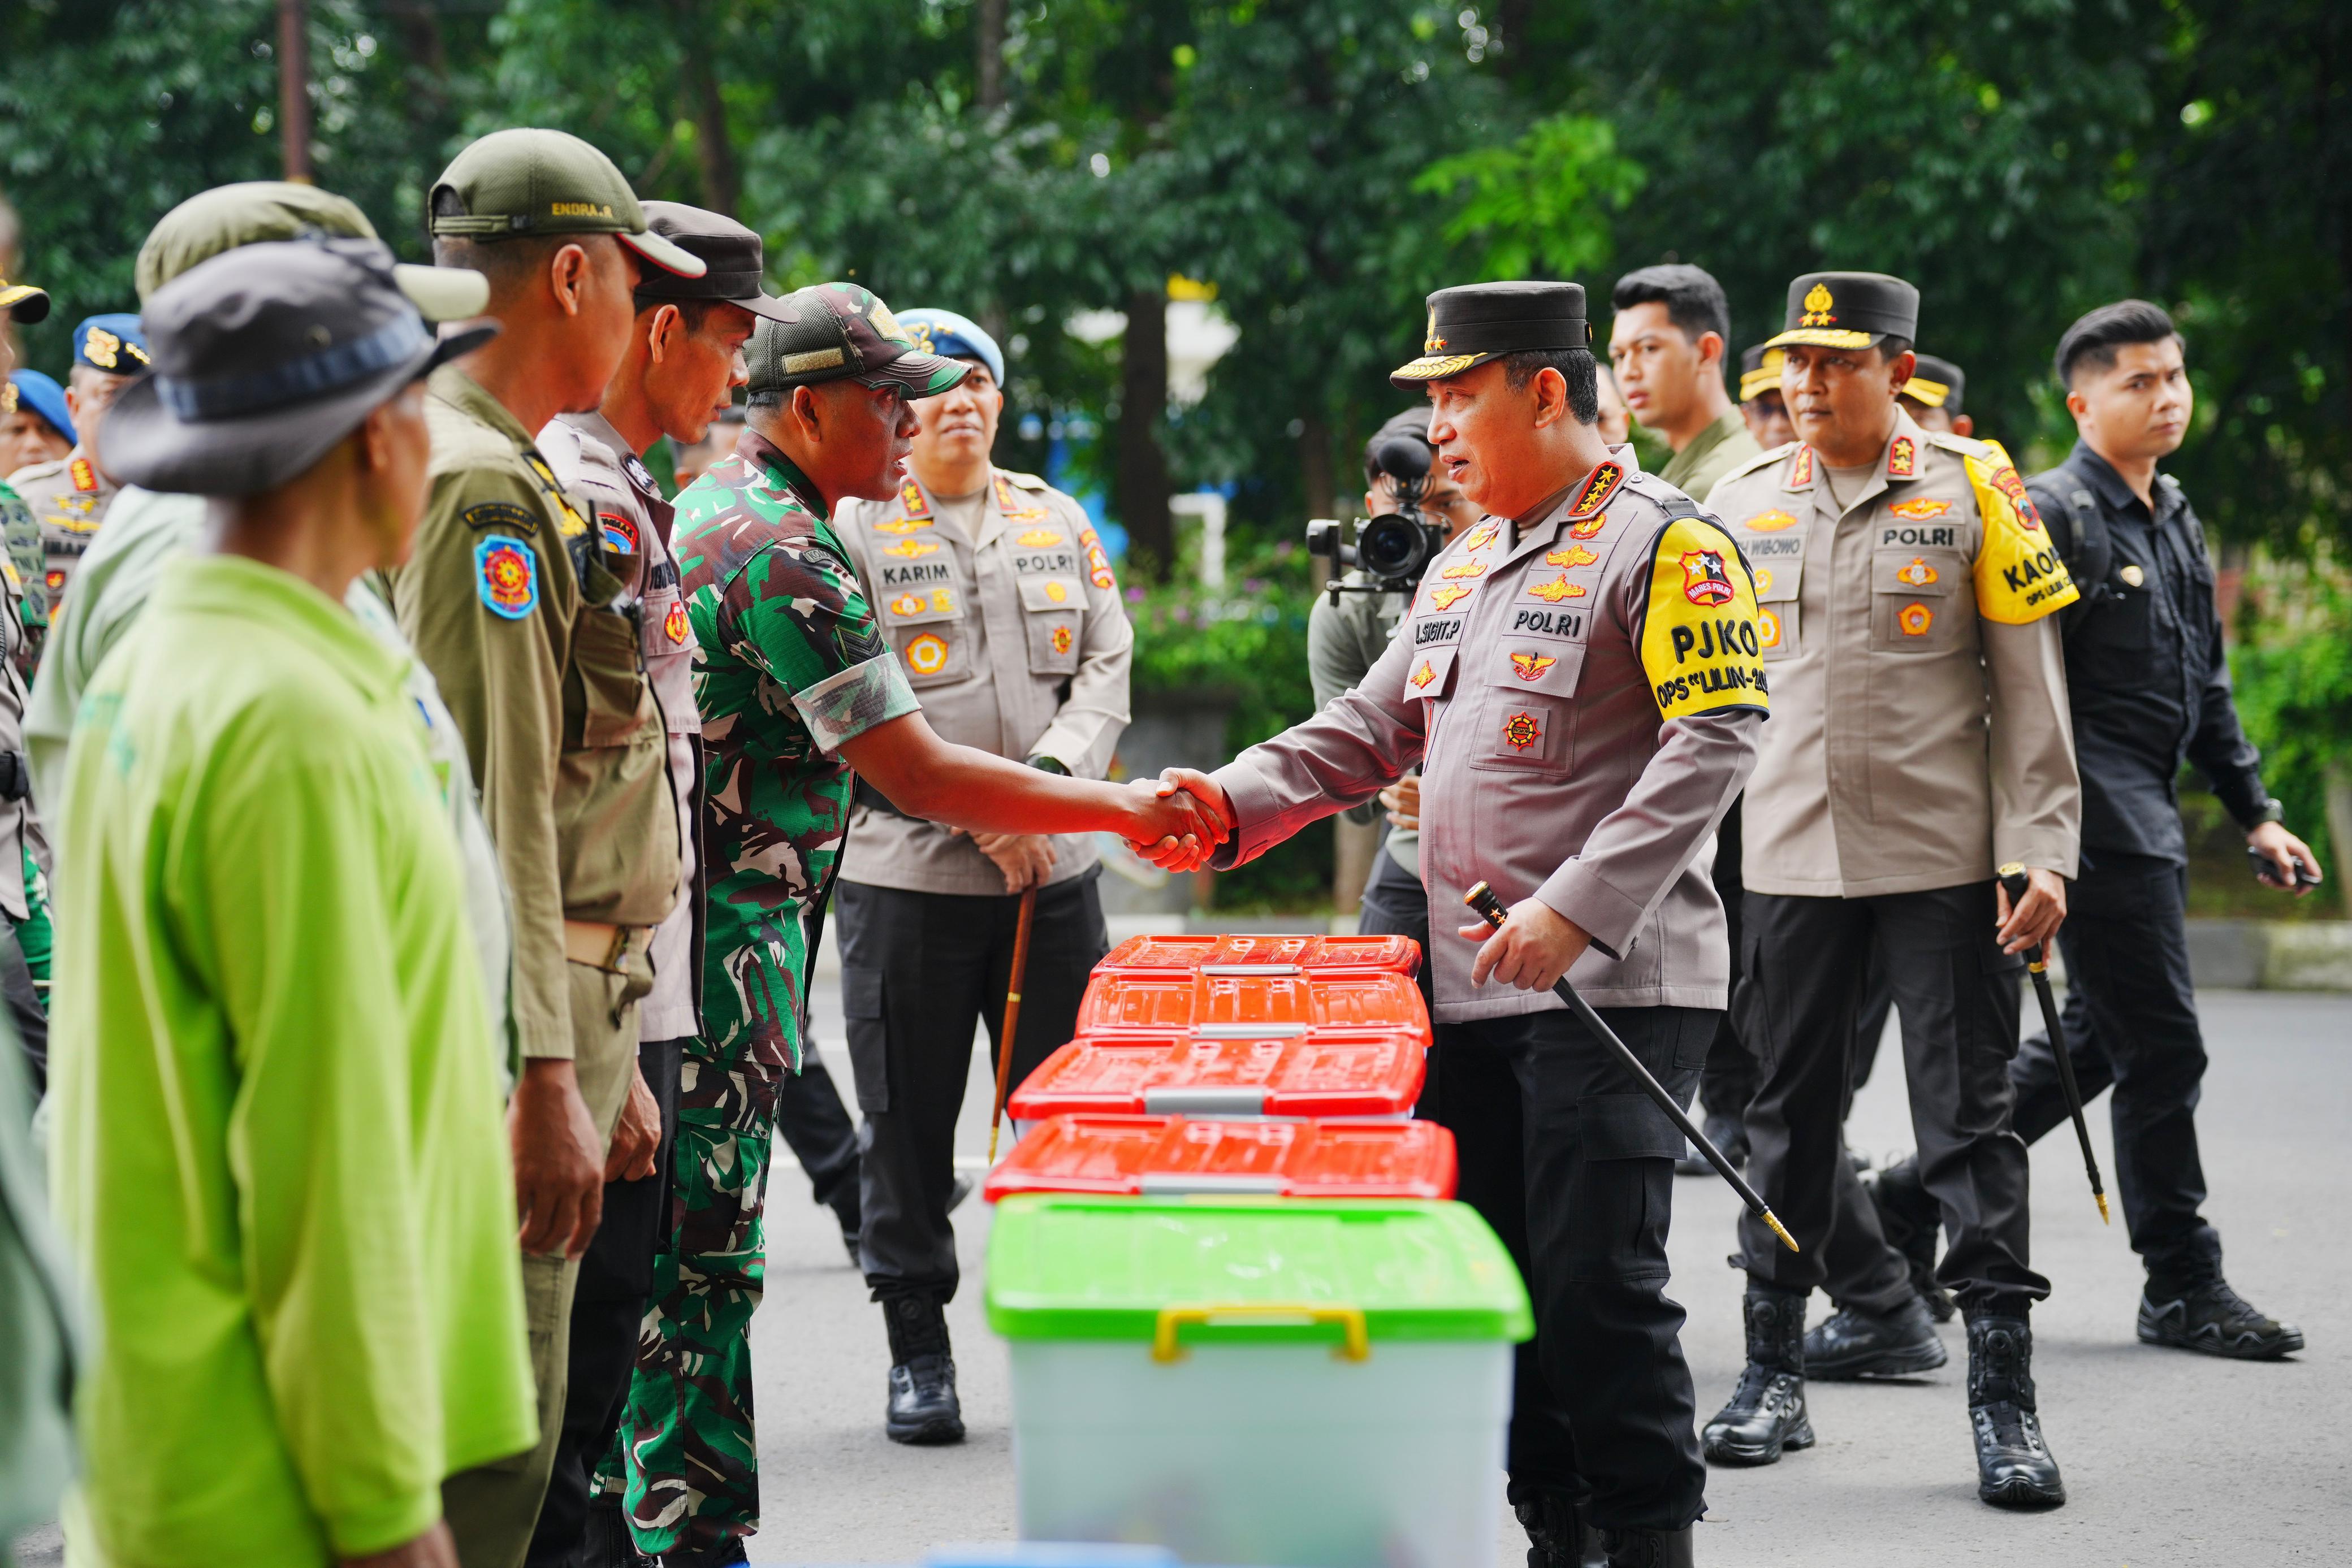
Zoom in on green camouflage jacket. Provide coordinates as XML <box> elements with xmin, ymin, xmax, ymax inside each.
<box><xmin>675</xmin><ymin>428</ymin><xmax>918</xmax><ymax>1063</ymax></box>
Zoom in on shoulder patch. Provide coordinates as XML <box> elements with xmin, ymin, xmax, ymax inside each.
<box><xmin>1568</xmin><ymin>461</ymin><xmax>1625</xmax><ymax>519</ymax></box>
<box><xmin>69</xmin><ymin>457</ymin><xmax>98</xmax><ymax>493</ymax></box>
<box><xmin>461</xmin><ymin>499</ymin><xmax>537</xmax><ymax>535</ymax></box>
<box><xmin>598</xmin><ymin>509</ymin><xmax>641</xmax><ymax>556</ymax></box>
<box><xmin>475</xmin><ymin>534</ymin><xmax>539</xmax><ymax>620</ymax></box>
<box><xmin>1638</xmin><ymin>516</ymin><xmax>1770</xmax><ymax>723</ymax></box>
<box><xmin>1966</xmin><ymin>439</ymin><xmax>2078</xmax><ymax>625</ymax></box>
<box><xmin>1719</xmin><ymin>442</ymin><xmax>1795</xmax><ymax>486</ymax></box>
<box><xmin>1001</xmin><ymin>469</ymin><xmax>1052</xmax><ymax>491</ymax></box>
<box><xmin>1924</xmin><ymin>428</ymin><xmax>1991</xmax><ymax>461</ymax></box>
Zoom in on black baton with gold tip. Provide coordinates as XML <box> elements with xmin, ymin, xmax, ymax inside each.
<box><xmin>1999</xmin><ymin>863</ymin><xmax>2111</xmax><ymax>1224</ymax></box>
<box><xmin>1464</xmin><ymin>881</ymin><xmax>1798</xmax><ymax>1253</ymax></box>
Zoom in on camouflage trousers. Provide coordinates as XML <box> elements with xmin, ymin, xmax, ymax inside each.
<box><xmin>603</xmin><ymin>1024</ymin><xmax>793</xmax><ymax>1558</ymax></box>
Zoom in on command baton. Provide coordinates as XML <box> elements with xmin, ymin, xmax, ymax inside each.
<box><xmin>1463</xmin><ymin>881</ymin><xmax>1798</xmax><ymax>1253</ymax></box>
<box><xmin>1999</xmin><ymin>863</ymin><xmax>2111</xmax><ymax>1224</ymax></box>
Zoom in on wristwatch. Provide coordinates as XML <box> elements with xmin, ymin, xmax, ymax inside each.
<box><xmin>1026</xmin><ymin>756</ymin><xmax>1069</xmax><ymax>776</ymax></box>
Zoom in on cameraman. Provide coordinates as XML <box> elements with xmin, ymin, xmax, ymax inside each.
<box><xmin>1306</xmin><ymin>408</ymin><xmax>1481</xmax><ymax>988</ymax></box>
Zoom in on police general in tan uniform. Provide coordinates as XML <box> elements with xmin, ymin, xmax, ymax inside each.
<box><xmin>1165</xmin><ymin>282</ymin><xmax>1768</xmax><ymax>1568</ymax></box>
<box><xmin>1699</xmin><ymin>272</ymin><xmax>2079</xmax><ymax>1511</ymax></box>
<box><xmin>394</xmin><ymin>128</ymin><xmax>707</xmax><ymax>1568</ymax></box>
<box><xmin>829</xmin><ymin>307</ymin><xmax>1131</xmax><ymax>1444</ymax></box>
<box><xmin>10</xmin><ymin>313</ymin><xmax>148</xmax><ymax>633</ymax></box>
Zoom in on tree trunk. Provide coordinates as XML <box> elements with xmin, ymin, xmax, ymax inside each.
<box><xmin>669</xmin><ymin>0</ymin><xmax>740</xmax><ymax>215</ymax></box>
<box><xmin>1299</xmin><ymin>412</ymin><xmax>1336</xmax><ymax>523</ymax></box>
<box><xmin>276</xmin><ymin>0</ymin><xmax>313</xmax><ymax>184</ymax></box>
<box><xmin>977</xmin><ymin>0</ymin><xmax>1008</xmax><ymax>111</ymax></box>
<box><xmin>1118</xmin><ymin>288</ymin><xmax>1172</xmax><ymax>578</ymax></box>
<box><xmin>2326</xmin><ymin>761</ymin><xmax>2352</xmax><ymax>921</ymax></box>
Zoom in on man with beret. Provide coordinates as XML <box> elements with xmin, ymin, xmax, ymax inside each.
<box><xmin>2</xmin><ymin>371</ymin><xmax>74</xmax><ymax>478</ymax></box>
<box><xmin>1609</xmin><ymin>265</ymin><xmax>1762</xmax><ymax>504</ymax></box>
<box><xmin>9</xmin><ymin>313</ymin><xmax>149</xmax><ymax>621</ymax></box>
<box><xmin>1736</xmin><ymin>345</ymin><xmax>1795</xmax><ymax>451</ymax></box>
<box><xmin>611</xmin><ymin>283</ymin><xmax>1217</xmax><ymax>1562</ymax></box>
<box><xmin>50</xmin><ymin>235</ymin><xmax>535</xmax><ymax>1568</ymax></box>
<box><xmin>1158</xmin><ymin>279</ymin><xmax>1770</xmax><ymax>1568</ymax></box>
<box><xmin>829</xmin><ymin>305</ymin><xmax>1136</xmax><ymax>1441</ymax></box>
<box><xmin>1700</xmin><ymin>272</ymin><xmax>2078</xmax><ymax>1509</ymax></box>
<box><xmin>401</xmin><ymin>127</ymin><xmax>712</xmax><ymax>1568</ymax></box>
<box><xmin>523</xmin><ymin>198</ymin><xmax>780</xmax><ymax>1568</ymax></box>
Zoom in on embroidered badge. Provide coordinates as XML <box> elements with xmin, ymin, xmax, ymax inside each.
<box><xmin>1018</xmin><ymin>527</ymin><xmax>1067</xmax><ymax>547</ymax></box>
<box><xmin>598</xmin><ymin>510</ymin><xmax>639</xmax><ymax>556</ymax></box>
<box><xmin>1545</xmin><ymin>544</ymin><xmax>1598</xmax><ymax>568</ymax></box>
<box><xmin>1758</xmin><ymin>606</ymin><xmax>1783</xmax><ymax>649</ymax></box>
<box><xmin>890</xmin><ymin>592</ymin><xmax>926</xmax><ymax>616</ymax></box>
<box><xmin>1744</xmin><ymin>509</ymin><xmax>1799</xmax><ymax>533</ymax></box>
<box><xmin>1568</xmin><ymin>512</ymin><xmax>1609</xmax><ymax>539</ymax></box>
<box><xmin>1681</xmin><ymin>549</ymin><xmax>1736</xmax><ymax>606</ymax></box>
<box><xmin>905</xmin><ymin>633</ymin><xmax>950</xmax><ymax>675</ymax></box>
<box><xmin>1510</xmin><ymin>651</ymin><xmax>1558</xmax><ymax>681</ymax></box>
<box><xmin>1889</xmin><ymin>498</ymin><xmax>1951</xmax><ymax>521</ymax></box>
<box><xmin>1754</xmin><ymin>567</ymin><xmax>1775</xmax><ymax>595</ymax></box>
<box><xmin>81</xmin><ymin>326</ymin><xmax>123</xmax><ymax>369</ymax></box>
<box><xmin>475</xmin><ymin>534</ymin><xmax>538</xmax><ymax>620</ymax></box>
<box><xmin>69</xmin><ymin>457</ymin><xmax>98</xmax><ymax>493</ymax></box>
<box><xmin>1897</xmin><ymin>601</ymin><xmax>1934</xmax><ymax>636</ymax></box>
<box><xmin>1050</xmin><ymin>624</ymin><xmax>1074</xmax><ymax>655</ymax></box>
<box><xmin>622</xmin><ymin>454</ymin><xmax>660</xmax><ymax>497</ymax></box>
<box><xmin>524</xmin><ymin>456</ymin><xmax>588</xmax><ymax>537</ymax></box>
<box><xmin>1045</xmin><ymin>581</ymin><xmax>1070</xmax><ymax>603</ymax></box>
<box><xmin>883</xmin><ymin>538</ymin><xmax>941</xmax><ymax>558</ymax></box>
<box><xmin>1439</xmin><ymin>558</ymin><xmax>1489</xmax><ymax>580</ymax></box>
<box><xmin>2119</xmin><ymin>564</ymin><xmax>2145</xmax><ymax>588</ymax></box>
<box><xmin>875</xmin><ymin>516</ymin><xmax>936</xmax><ymax>535</ymax></box>
<box><xmin>1429</xmin><ymin>584</ymin><xmax>1473</xmax><ymax>610</ymax></box>
<box><xmin>930</xmin><ymin>589</ymin><xmax>957</xmax><ymax>613</ymax></box>
<box><xmin>1502</xmin><ymin>711</ymin><xmax>1543</xmax><ymax>751</ymax></box>
<box><xmin>899</xmin><ymin>479</ymin><xmax>932</xmax><ymax>518</ymax></box>
<box><xmin>44</xmin><ymin>569</ymin><xmax>63</xmax><ymax>595</ymax></box>
<box><xmin>1888</xmin><ymin>436</ymin><xmax>1917</xmax><ymax>478</ymax></box>
<box><xmin>1568</xmin><ymin>461</ymin><xmax>1624</xmax><ymax>518</ymax></box>
<box><xmin>1789</xmin><ymin>447</ymin><xmax>1815</xmax><ymax>488</ymax></box>
<box><xmin>1800</xmin><ymin>281</ymin><xmax>1836</xmax><ymax>327</ymax></box>
<box><xmin>1410</xmin><ymin>659</ymin><xmax>1437</xmax><ymax>689</ymax></box>
<box><xmin>1091</xmin><ymin>565</ymin><xmax>1117</xmax><ymax>590</ymax></box>
<box><xmin>1987</xmin><ymin>462</ymin><xmax>2042</xmax><ymax>526</ymax></box>
<box><xmin>1528</xmin><ymin>575</ymin><xmax>1586</xmax><ymax>604</ymax></box>
<box><xmin>1896</xmin><ymin>557</ymin><xmax>1939</xmax><ymax>587</ymax></box>
<box><xmin>460</xmin><ymin>500</ymin><xmax>536</xmax><ymax>534</ymax></box>
<box><xmin>1463</xmin><ymin>519</ymin><xmax>1500</xmax><ymax>552</ymax></box>
<box><xmin>1424</xmin><ymin>307</ymin><xmax>1447</xmax><ymax>353</ymax></box>
<box><xmin>664</xmin><ymin>601</ymin><xmax>689</xmax><ymax>645</ymax></box>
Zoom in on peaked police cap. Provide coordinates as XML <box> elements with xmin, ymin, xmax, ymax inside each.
<box><xmin>1390</xmin><ymin>281</ymin><xmax>1589</xmax><ymax>386</ymax></box>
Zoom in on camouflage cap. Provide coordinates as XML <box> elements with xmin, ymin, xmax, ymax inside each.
<box><xmin>429</xmin><ymin>128</ymin><xmax>706</xmax><ymax>279</ymax></box>
<box><xmin>745</xmin><ymin>282</ymin><xmax>967</xmax><ymax>397</ymax></box>
<box><xmin>135</xmin><ymin>180</ymin><xmax>486</xmax><ymax>321</ymax></box>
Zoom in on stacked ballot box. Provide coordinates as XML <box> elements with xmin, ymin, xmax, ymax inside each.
<box><xmin>983</xmin><ymin>933</ymin><xmax>1532</xmax><ymax>1568</ymax></box>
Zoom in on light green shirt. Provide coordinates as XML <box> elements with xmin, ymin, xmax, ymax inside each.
<box><xmin>49</xmin><ymin>556</ymin><xmax>537</xmax><ymax>1566</ymax></box>
<box><xmin>1658</xmin><ymin>408</ymin><xmax>1763</xmax><ymax>505</ymax></box>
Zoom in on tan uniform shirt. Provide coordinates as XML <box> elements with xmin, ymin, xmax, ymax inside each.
<box><xmin>1706</xmin><ymin>413</ymin><xmax>2081</xmax><ymax>897</ymax></box>
<box><xmin>832</xmin><ymin>469</ymin><xmax>1132</xmax><ymax>896</ymax></box>
<box><xmin>539</xmin><ymin>412</ymin><xmax>704</xmax><ymax>1043</ymax></box>
<box><xmin>1212</xmin><ymin>451</ymin><xmax>1767</xmax><ymax>1019</ymax></box>
<box><xmin>395</xmin><ymin>367</ymin><xmax>679</xmax><ymax>1062</ymax></box>
<box><xmin>8</xmin><ymin>449</ymin><xmax>116</xmax><ymax>614</ymax></box>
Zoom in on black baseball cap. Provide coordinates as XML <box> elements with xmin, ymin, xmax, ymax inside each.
<box><xmin>1766</xmin><ymin>272</ymin><xmax>1919</xmax><ymax>351</ymax></box>
<box><xmin>632</xmin><ymin>202</ymin><xmax>795</xmax><ymax>322</ymax></box>
<box><xmin>1391</xmin><ymin>281</ymin><xmax>1589</xmax><ymax>386</ymax></box>
<box><xmin>1903</xmin><ymin>353</ymin><xmax>1966</xmax><ymax>413</ymax></box>
<box><xmin>101</xmin><ymin>239</ymin><xmax>495</xmax><ymax>496</ymax></box>
<box><xmin>744</xmin><ymin>282</ymin><xmax>967</xmax><ymax>397</ymax></box>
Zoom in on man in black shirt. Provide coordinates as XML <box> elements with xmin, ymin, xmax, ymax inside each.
<box><xmin>1840</xmin><ymin>301</ymin><xmax>2322</xmax><ymax>1368</ymax></box>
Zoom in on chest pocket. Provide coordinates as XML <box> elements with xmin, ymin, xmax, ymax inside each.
<box><xmin>1017</xmin><ymin>573</ymin><xmax>1085</xmax><ymax>676</ymax></box>
<box><xmin>1469</xmin><ymin>632</ymin><xmax>1584</xmax><ymax>775</ymax></box>
<box><xmin>573</xmin><ymin>552</ymin><xmax>655</xmax><ymax>748</ymax></box>
<box><xmin>870</xmin><ymin>536</ymin><xmax>969</xmax><ymax>688</ymax></box>
<box><xmin>1870</xmin><ymin>547</ymin><xmax>1969</xmax><ymax>653</ymax></box>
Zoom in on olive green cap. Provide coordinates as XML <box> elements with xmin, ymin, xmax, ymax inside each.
<box><xmin>428</xmin><ymin>128</ymin><xmax>706</xmax><ymax>279</ymax></box>
<box><xmin>135</xmin><ymin>180</ymin><xmax>488</xmax><ymax>322</ymax></box>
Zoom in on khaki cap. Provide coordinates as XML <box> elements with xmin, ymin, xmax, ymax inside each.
<box><xmin>135</xmin><ymin>180</ymin><xmax>487</xmax><ymax>322</ymax></box>
<box><xmin>429</xmin><ymin>128</ymin><xmax>706</xmax><ymax>279</ymax></box>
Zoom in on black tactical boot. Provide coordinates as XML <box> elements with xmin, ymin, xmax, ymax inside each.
<box><xmin>1511</xmin><ymin>1487</ymin><xmax>1605</xmax><ymax>1568</ymax></box>
<box><xmin>1599</xmin><ymin>1526</ymin><xmax>1695</xmax><ymax>1568</ymax></box>
<box><xmin>1865</xmin><ymin>1155</ymin><xmax>1953</xmax><ymax>1322</ymax></box>
<box><xmin>1965</xmin><ymin>1314</ymin><xmax>2064</xmax><ymax>1509</ymax></box>
<box><xmin>882</xmin><ymin>1292</ymin><xmax>964</xmax><ymax>1445</ymax></box>
<box><xmin>1803</xmin><ymin>1292</ymin><xmax>1948</xmax><ymax>1380</ymax></box>
<box><xmin>2138</xmin><ymin>1233</ymin><xmax>2305</xmax><ymax>1360</ymax></box>
<box><xmin>1701</xmin><ymin>1287</ymin><xmax>1813</xmax><ymax>1465</ymax></box>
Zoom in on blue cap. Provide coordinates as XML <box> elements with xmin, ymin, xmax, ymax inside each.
<box><xmin>4</xmin><ymin>371</ymin><xmax>76</xmax><ymax>447</ymax></box>
<box><xmin>897</xmin><ymin>308</ymin><xmax>1004</xmax><ymax>389</ymax></box>
<box><xmin>74</xmin><ymin>312</ymin><xmax>151</xmax><ymax>375</ymax></box>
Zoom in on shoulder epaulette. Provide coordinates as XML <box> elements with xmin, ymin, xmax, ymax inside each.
<box><xmin>1001</xmin><ymin>468</ymin><xmax>1052</xmax><ymax>491</ymax></box>
<box><xmin>1719</xmin><ymin>442</ymin><xmax>1795</xmax><ymax>485</ymax></box>
<box><xmin>1923</xmin><ymin>429</ymin><xmax>1993</xmax><ymax>461</ymax></box>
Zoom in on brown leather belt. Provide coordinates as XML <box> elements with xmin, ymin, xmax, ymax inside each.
<box><xmin>563</xmin><ymin>919</ymin><xmax>649</xmax><ymax>973</ymax></box>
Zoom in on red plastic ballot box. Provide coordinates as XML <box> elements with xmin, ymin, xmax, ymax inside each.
<box><xmin>1006</xmin><ymin>1034</ymin><xmax>1426</xmax><ymax>1121</ymax></box>
<box><xmin>984</xmin><ymin>1114</ymin><xmax>1458</xmax><ymax>1202</ymax></box>
<box><xmin>1096</xmin><ymin>932</ymin><xmax>1421</xmax><ymax>977</ymax></box>
<box><xmin>1073</xmin><ymin>968</ymin><xmax>1432</xmax><ymax>1046</ymax></box>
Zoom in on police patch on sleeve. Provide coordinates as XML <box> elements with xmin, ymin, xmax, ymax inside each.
<box><xmin>475</xmin><ymin>534</ymin><xmax>539</xmax><ymax>620</ymax></box>
<box><xmin>1965</xmin><ymin>439</ymin><xmax>2079</xmax><ymax>624</ymax></box>
<box><xmin>1638</xmin><ymin>516</ymin><xmax>1770</xmax><ymax>722</ymax></box>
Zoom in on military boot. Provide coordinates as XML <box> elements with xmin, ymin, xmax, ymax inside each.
<box><xmin>1701</xmin><ymin>1287</ymin><xmax>1813</xmax><ymax>1465</ymax></box>
<box><xmin>1965</xmin><ymin>1314</ymin><xmax>2065</xmax><ymax>1509</ymax></box>
<box><xmin>1803</xmin><ymin>1291</ymin><xmax>1948</xmax><ymax>1380</ymax></box>
<box><xmin>2138</xmin><ymin>1232</ymin><xmax>2305</xmax><ymax>1360</ymax></box>
<box><xmin>1864</xmin><ymin>1155</ymin><xmax>1952</xmax><ymax>1322</ymax></box>
<box><xmin>1598</xmin><ymin>1526</ymin><xmax>1696</xmax><ymax>1568</ymax></box>
<box><xmin>1511</xmin><ymin>1487</ymin><xmax>1605</xmax><ymax>1568</ymax></box>
<box><xmin>882</xmin><ymin>1291</ymin><xmax>964</xmax><ymax>1445</ymax></box>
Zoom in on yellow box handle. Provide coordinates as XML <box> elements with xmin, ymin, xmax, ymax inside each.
<box><xmin>1151</xmin><ymin>1302</ymin><xmax>1370</xmax><ymax>1363</ymax></box>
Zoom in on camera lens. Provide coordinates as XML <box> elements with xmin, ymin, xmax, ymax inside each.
<box><xmin>1357</xmin><ymin>514</ymin><xmax>1431</xmax><ymax>579</ymax></box>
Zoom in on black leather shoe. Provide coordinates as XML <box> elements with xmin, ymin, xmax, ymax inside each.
<box><xmin>1804</xmin><ymin>1293</ymin><xmax>1948</xmax><ymax>1380</ymax></box>
<box><xmin>1703</xmin><ymin>1288</ymin><xmax>1813</xmax><ymax>1466</ymax></box>
<box><xmin>1678</xmin><ymin>1111</ymin><xmax>1746</xmax><ymax>1176</ymax></box>
<box><xmin>1599</xmin><ymin>1526</ymin><xmax>1694</xmax><ymax>1568</ymax></box>
<box><xmin>2138</xmin><ymin>1276</ymin><xmax>2304</xmax><ymax>1359</ymax></box>
<box><xmin>886</xmin><ymin>1353</ymin><xmax>965</xmax><ymax>1444</ymax></box>
<box><xmin>1513</xmin><ymin>1488</ymin><xmax>1605</xmax><ymax>1568</ymax></box>
<box><xmin>1966</xmin><ymin>1315</ymin><xmax>2064</xmax><ymax>1509</ymax></box>
<box><xmin>1865</xmin><ymin>1156</ymin><xmax>1953</xmax><ymax>1322</ymax></box>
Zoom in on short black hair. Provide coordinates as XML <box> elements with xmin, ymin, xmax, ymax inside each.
<box><xmin>634</xmin><ymin>295</ymin><xmax>736</xmax><ymax>333</ymax></box>
<box><xmin>1877</xmin><ymin>335</ymin><xmax>1913</xmax><ymax>365</ymax></box>
<box><xmin>1499</xmin><ymin>348</ymin><xmax>1602</xmax><ymax>425</ymax></box>
<box><xmin>2053</xmin><ymin>300</ymin><xmax>2182</xmax><ymax>388</ymax></box>
<box><xmin>745</xmin><ymin>387</ymin><xmax>785</xmax><ymax>411</ymax></box>
<box><xmin>1610</xmin><ymin>264</ymin><xmax>1730</xmax><ymax>348</ymax></box>
<box><xmin>1362</xmin><ymin>406</ymin><xmax>1434</xmax><ymax>485</ymax></box>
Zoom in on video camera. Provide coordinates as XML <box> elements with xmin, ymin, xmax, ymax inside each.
<box><xmin>1305</xmin><ymin>431</ymin><xmax>1448</xmax><ymax>607</ymax></box>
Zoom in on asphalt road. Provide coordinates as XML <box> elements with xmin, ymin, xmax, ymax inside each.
<box><xmin>16</xmin><ymin>982</ymin><xmax>2345</xmax><ymax>1566</ymax></box>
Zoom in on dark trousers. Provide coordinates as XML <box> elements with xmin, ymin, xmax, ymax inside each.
<box><xmin>1420</xmin><ymin>1006</ymin><xmax>1711</xmax><ymax>1532</ymax></box>
<box><xmin>2012</xmin><ymin>852</ymin><xmax>2214</xmax><ymax>1282</ymax></box>
<box><xmin>1738</xmin><ymin>885</ymin><xmax>2048</xmax><ymax>1318</ymax></box>
<box><xmin>1357</xmin><ymin>841</ymin><xmax>1433</xmax><ymax>1011</ymax></box>
<box><xmin>776</xmin><ymin>1052</ymin><xmax>861</xmax><ymax>1210</ymax></box>
<box><xmin>527</xmin><ymin>1036</ymin><xmax>684</xmax><ymax>1567</ymax></box>
<box><xmin>1696</xmin><ymin>803</ymin><xmax>1754</xmax><ymax>1125</ymax></box>
<box><xmin>837</xmin><ymin>868</ymin><xmax>1107</xmax><ymax>1301</ymax></box>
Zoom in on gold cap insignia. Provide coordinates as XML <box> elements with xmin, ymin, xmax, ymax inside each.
<box><xmin>1424</xmin><ymin>308</ymin><xmax>1447</xmax><ymax>353</ymax></box>
<box><xmin>1799</xmin><ymin>282</ymin><xmax>1836</xmax><ymax>328</ymax></box>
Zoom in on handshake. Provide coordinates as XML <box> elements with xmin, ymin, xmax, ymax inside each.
<box><xmin>1123</xmin><ymin>767</ymin><xmax>1234</xmax><ymax>873</ymax></box>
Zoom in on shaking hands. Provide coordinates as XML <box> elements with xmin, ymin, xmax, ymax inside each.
<box><xmin>1125</xmin><ymin>766</ymin><xmax>1236</xmax><ymax>872</ymax></box>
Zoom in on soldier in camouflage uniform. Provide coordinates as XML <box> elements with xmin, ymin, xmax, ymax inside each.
<box><xmin>0</xmin><ymin>272</ymin><xmax>49</xmax><ymax>1080</ymax></box>
<box><xmin>613</xmin><ymin>282</ymin><xmax>1219</xmax><ymax>1564</ymax></box>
